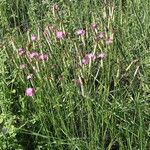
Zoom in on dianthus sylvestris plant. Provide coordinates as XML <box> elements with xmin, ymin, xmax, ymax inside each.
<box><xmin>3</xmin><ymin>1</ymin><xmax>147</xmax><ymax>149</ymax></box>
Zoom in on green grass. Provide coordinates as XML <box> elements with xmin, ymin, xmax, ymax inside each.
<box><xmin>0</xmin><ymin>0</ymin><xmax>150</xmax><ymax>149</ymax></box>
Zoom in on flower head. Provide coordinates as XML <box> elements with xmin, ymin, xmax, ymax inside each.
<box><xmin>25</xmin><ymin>88</ymin><xmax>35</xmax><ymax>97</ymax></box>
<box><xmin>98</xmin><ymin>32</ymin><xmax>105</xmax><ymax>38</ymax></box>
<box><xmin>18</xmin><ymin>48</ymin><xmax>26</xmax><ymax>56</ymax></box>
<box><xmin>31</xmin><ymin>35</ymin><xmax>37</xmax><ymax>41</ymax></box>
<box><xmin>82</xmin><ymin>56</ymin><xmax>90</xmax><ymax>65</ymax></box>
<box><xmin>56</xmin><ymin>31</ymin><xmax>65</xmax><ymax>39</ymax></box>
<box><xmin>91</xmin><ymin>23</ymin><xmax>97</xmax><ymax>30</ymax></box>
<box><xmin>75</xmin><ymin>29</ymin><xmax>85</xmax><ymax>36</ymax></box>
<box><xmin>87</xmin><ymin>53</ymin><xmax>96</xmax><ymax>60</ymax></box>
<box><xmin>28</xmin><ymin>52</ymin><xmax>39</xmax><ymax>59</ymax></box>
<box><xmin>39</xmin><ymin>54</ymin><xmax>49</xmax><ymax>61</ymax></box>
<box><xmin>82</xmin><ymin>53</ymin><xmax>96</xmax><ymax>65</ymax></box>
<box><xmin>97</xmin><ymin>52</ymin><xmax>107</xmax><ymax>59</ymax></box>
<box><xmin>106</xmin><ymin>38</ymin><xmax>113</xmax><ymax>44</ymax></box>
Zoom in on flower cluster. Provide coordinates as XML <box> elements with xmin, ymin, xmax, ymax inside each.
<box><xmin>17</xmin><ymin>21</ymin><xmax>113</xmax><ymax>97</ymax></box>
<box><xmin>17</xmin><ymin>48</ymin><xmax>49</xmax><ymax>96</ymax></box>
<box><xmin>82</xmin><ymin>52</ymin><xmax>107</xmax><ymax>65</ymax></box>
<box><xmin>17</xmin><ymin>50</ymin><xmax>49</xmax><ymax>62</ymax></box>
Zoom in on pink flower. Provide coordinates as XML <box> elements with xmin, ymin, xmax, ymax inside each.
<box><xmin>82</xmin><ymin>53</ymin><xmax>96</xmax><ymax>65</ymax></box>
<box><xmin>82</xmin><ymin>56</ymin><xmax>90</xmax><ymax>65</ymax></box>
<box><xmin>97</xmin><ymin>52</ymin><xmax>107</xmax><ymax>59</ymax></box>
<box><xmin>27</xmin><ymin>74</ymin><xmax>33</xmax><ymax>80</ymax></box>
<box><xmin>31</xmin><ymin>35</ymin><xmax>37</xmax><ymax>41</ymax></box>
<box><xmin>25</xmin><ymin>88</ymin><xmax>35</xmax><ymax>97</ymax></box>
<box><xmin>56</xmin><ymin>31</ymin><xmax>65</xmax><ymax>39</ymax></box>
<box><xmin>98</xmin><ymin>32</ymin><xmax>105</xmax><ymax>39</ymax></box>
<box><xmin>87</xmin><ymin>53</ymin><xmax>96</xmax><ymax>60</ymax></box>
<box><xmin>106</xmin><ymin>38</ymin><xmax>113</xmax><ymax>44</ymax></box>
<box><xmin>28</xmin><ymin>52</ymin><xmax>39</xmax><ymax>59</ymax></box>
<box><xmin>91</xmin><ymin>23</ymin><xmax>97</xmax><ymax>30</ymax></box>
<box><xmin>75</xmin><ymin>29</ymin><xmax>85</xmax><ymax>36</ymax></box>
<box><xmin>39</xmin><ymin>54</ymin><xmax>49</xmax><ymax>61</ymax></box>
<box><xmin>18</xmin><ymin>48</ymin><xmax>26</xmax><ymax>56</ymax></box>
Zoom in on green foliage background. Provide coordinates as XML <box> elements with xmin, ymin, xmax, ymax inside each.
<box><xmin>0</xmin><ymin>0</ymin><xmax>150</xmax><ymax>149</ymax></box>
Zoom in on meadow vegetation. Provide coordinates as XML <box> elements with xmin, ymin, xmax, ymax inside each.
<box><xmin>0</xmin><ymin>0</ymin><xmax>150</xmax><ymax>149</ymax></box>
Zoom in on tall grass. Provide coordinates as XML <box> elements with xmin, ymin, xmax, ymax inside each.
<box><xmin>0</xmin><ymin>0</ymin><xmax>150</xmax><ymax>149</ymax></box>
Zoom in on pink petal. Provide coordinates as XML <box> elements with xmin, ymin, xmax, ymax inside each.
<box><xmin>25</xmin><ymin>88</ymin><xmax>35</xmax><ymax>97</ymax></box>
